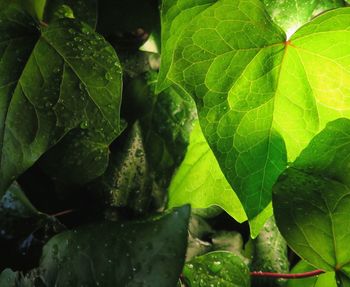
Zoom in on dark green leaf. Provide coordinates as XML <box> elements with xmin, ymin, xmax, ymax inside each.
<box><xmin>0</xmin><ymin>269</ymin><xmax>18</xmax><ymax>287</ymax></box>
<box><xmin>186</xmin><ymin>214</ymin><xmax>213</xmax><ymax>261</ymax></box>
<box><xmin>88</xmin><ymin>122</ymin><xmax>152</xmax><ymax>214</ymax></box>
<box><xmin>287</xmin><ymin>260</ymin><xmax>337</xmax><ymax>287</ymax></box>
<box><xmin>44</xmin><ymin>0</ymin><xmax>97</xmax><ymax>28</ymax></box>
<box><xmin>0</xmin><ymin>9</ymin><xmax>122</xmax><ymax>194</ymax></box>
<box><xmin>251</xmin><ymin>217</ymin><xmax>289</xmax><ymax>287</ymax></box>
<box><xmin>0</xmin><ymin>182</ymin><xmax>48</xmax><ymax>240</ymax></box>
<box><xmin>183</xmin><ymin>251</ymin><xmax>251</xmax><ymax>287</ymax></box>
<box><xmin>140</xmin><ymin>73</ymin><xmax>197</xmax><ymax>191</ymax></box>
<box><xmin>35</xmin><ymin>206</ymin><xmax>190</xmax><ymax>287</ymax></box>
<box><xmin>273</xmin><ymin>118</ymin><xmax>350</xmax><ymax>277</ymax></box>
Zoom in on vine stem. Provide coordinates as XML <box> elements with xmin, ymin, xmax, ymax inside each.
<box><xmin>250</xmin><ymin>269</ymin><xmax>325</xmax><ymax>279</ymax></box>
<box><xmin>50</xmin><ymin>209</ymin><xmax>76</xmax><ymax>218</ymax></box>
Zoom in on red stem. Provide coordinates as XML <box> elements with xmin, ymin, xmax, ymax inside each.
<box><xmin>250</xmin><ymin>269</ymin><xmax>325</xmax><ymax>279</ymax></box>
<box><xmin>50</xmin><ymin>209</ymin><xmax>75</xmax><ymax>218</ymax></box>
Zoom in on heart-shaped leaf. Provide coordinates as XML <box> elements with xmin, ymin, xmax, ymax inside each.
<box><xmin>159</xmin><ymin>0</ymin><xmax>350</xmax><ymax>219</ymax></box>
<box><xmin>0</xmin><ymin>5</ymin><xmax>122</xmax><ymax>195</ymax></box>
<box><xmin>273</xmin><ymin>118</ymin><xmax>350</xmax><ymax>278</ymax></box>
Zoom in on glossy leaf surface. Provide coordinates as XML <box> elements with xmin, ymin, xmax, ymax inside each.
<box><xmin>4</xmin><ymin>206</ymin><xmax>190</xmax><ymax>287</ymax></box>
<box><xmin>287</xmin><ymin>260</ymin><xmax>336</xmax><ymax>287</ymax></box>
<box><xmin>273</xmin><ymin>118</ymin><xmax>350</xmax><ymax>277</ymax></box>
<box><xmin>160</xmin><ymin>0</ymin><xmax>350</xmax><ymax>219</ymax></box>
<box><xmin>183</xmin><ymin>251</ymin><xmax>250</xmax><ymax>287</ymax></box>
<box><xmin>0</xmin><ymin>6</ymin><xmax>122</xmax><ymax>194</ymax></box>
<box><xmin>262</xmin><ymin>0</ymin><xmax>345</xmax><ymax>38</ymax></box>
<box><xmin>251</xmin><ymin>217</ymin><xmax>289</xmax><ymax>287</ymax></box>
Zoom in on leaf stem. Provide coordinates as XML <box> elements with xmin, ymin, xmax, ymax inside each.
<box><xmin>250</xmin><ymin>269</ymin><xmax>325</xmax><ymax>279</ymax></box>
<box><xmin>50</xmin><ymin>209</ymin><xmax>76</xmax><ymax>218</ymax></box>
<box><xmin>39</xmin><ymin>21</ymin><xmax>48</xmax><ymax>27</ymax></box>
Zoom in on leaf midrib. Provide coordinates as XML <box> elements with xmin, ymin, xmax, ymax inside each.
<box><xmin>40</xmin><ymin>35</ymin><xmax>116</xmax><ymax>135</ymax></box>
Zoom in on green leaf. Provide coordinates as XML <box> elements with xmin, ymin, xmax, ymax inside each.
<box><xmin>157</xmin><ymin>0</ymin><xmax>216</xmax><ymax>92</ymax></box>
<box><xmin>262</xmin><ymin>0</ymin><xmax>345</xmax><ymax>38</ymax></box>
<box><xmin>44</xmin><ymin>0</ymin><xmax>97</xmax><ymax>28</ymax></box>
<box><xmin>161</xmin><ymin>0</ymin><xmax>350</xmax><ymax>219</ymax></box>
<box><xmin>186</xmin><ymin>214</ymin><xmax>213</xmax><ymax>261</ymax></box>
<box><xmin>88</xmin><ymin>122</ymin><xmax>152</xmax><ymax>214</ymax></box>
<box><xmin>211</xmin><ymin>231</ymin><xmax>250</xmax><ymax>265</ymax></box>
<box><xmin>33</xmin><ymin>206</ymin><xmax>190</xmax><ymax>287</ymax></box>
<box><xmin>168</xmin><ymin>121</ymin><xmax>247</xmax><ymax>224</ymax></box>
<box><xmin>287</xmin><ymin>260</ymin><xmax>337</xmax><ymax>287</ymax></box>
<box><xmin>0</xmin><ymin>182</ymin><xmax>49</xmax><ymax>239</ymax></box>
<box><xmin>183</xmin><ymin>251</ymin><xmax>251</xmax><ymax>287</ymax></box>
<box><xmin>140</xmin><ymin>73</ymin><xmax>197</xmax><ymax>191</ymax></box>
<box><xmin>0</xmin><ymin>8</ymin><xmax>122</xmax><ymax>194</ymax></box>
<box><xmin>273</xmin><ymin>118</ymin><xmax>350</xmax><ymax>277</ymax></box>
<box><xmin>251</xmin><ymin>217</ymin><xmax>289</xmax><ymax>287</ymax></box>
<box><xmin>312</xmin><ymin>0</ymin><xmax>346</xmax><ymax>16</ymax></box>
<box><xmin>0</xmin><ymin>269</ymin><xmax>18</xmax><ymax>287</ymax></box>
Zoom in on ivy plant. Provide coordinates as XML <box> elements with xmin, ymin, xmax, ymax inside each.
<box><xmin>2</xmin><ymin>0</ymin><xmax>350</xmax><ymax>286</ymax></box>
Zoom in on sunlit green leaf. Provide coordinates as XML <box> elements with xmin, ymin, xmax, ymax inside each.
<box><xmin>262</xmin><ymin>0</ymin><xmax>345</xmax><ymax>38</ymax></box>
<box><xmin>287</xmin><ymin>260</ymin><xmax>337</xmax><ymax>287</ymax></box>
<box><xmin>168</xmin><ymin>121</ymin><xmax>246</xmax><ymax>223</ymax></box>
<box><xmin>161</xmin><ymin>0</ymin><xmax>350</xmax><ymax>219</ymax></box>
<box><xmin>273</xmin><ymin>118</ymin><xmax>350</xmax><ymax>278</ymax></box>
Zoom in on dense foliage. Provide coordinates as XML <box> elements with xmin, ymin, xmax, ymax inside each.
<box><xmin>1</xmin><ymin>0</ymin><xmax>350</xmax><ymax>286</ymax></box>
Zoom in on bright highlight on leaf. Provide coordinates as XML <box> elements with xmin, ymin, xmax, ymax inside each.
<box><xmin>273</xmin><ymin>118</ymin><xmax>350</xmax><ymax>279</ymax></box>
<box><xmin>168</xmin><ymin>121</ymin><xmax>246</xmax><ymax>223</ymax></box>
<box><xmin>159</xmin><ymin>0</ymin><xmax>350</xmax><ymax>220</ymax></box>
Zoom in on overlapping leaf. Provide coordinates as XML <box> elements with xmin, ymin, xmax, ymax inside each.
<box><xmin>273</xmin><ymin>118</ymin><xmax>350</xmax><ymax>278</ymax></box>
<box><xmin>287</xmin><ymin>260</ymin><xmax>337</xmax><ymax>287</ymax></box>
<box><xmin>183</xmin><ymin>251</ymin><xmax>250</xmax><ymax>287</ymax></box>
<box><xmin>0</xmin><ymin>5</ymin><xmax>122</xmax><ymax>195</ymax></box>
<box><xmin>0</xmin><ymin>206</ymin><xmax>190</xmax><ymax>287</ymax></box>
<box><xmin>168</xmin><ymin>121</ymin><xmax>247</xmax><ymax>223</ymax></box>
<box><xmin>251</xmin><ymin>217</ymin><xmax>289</xmax><ymax>287</ymax></box>
<box><xmin>159</xmin><ymin>0</ymin><xmax>350</xmax><ymax>219</ymax></box>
